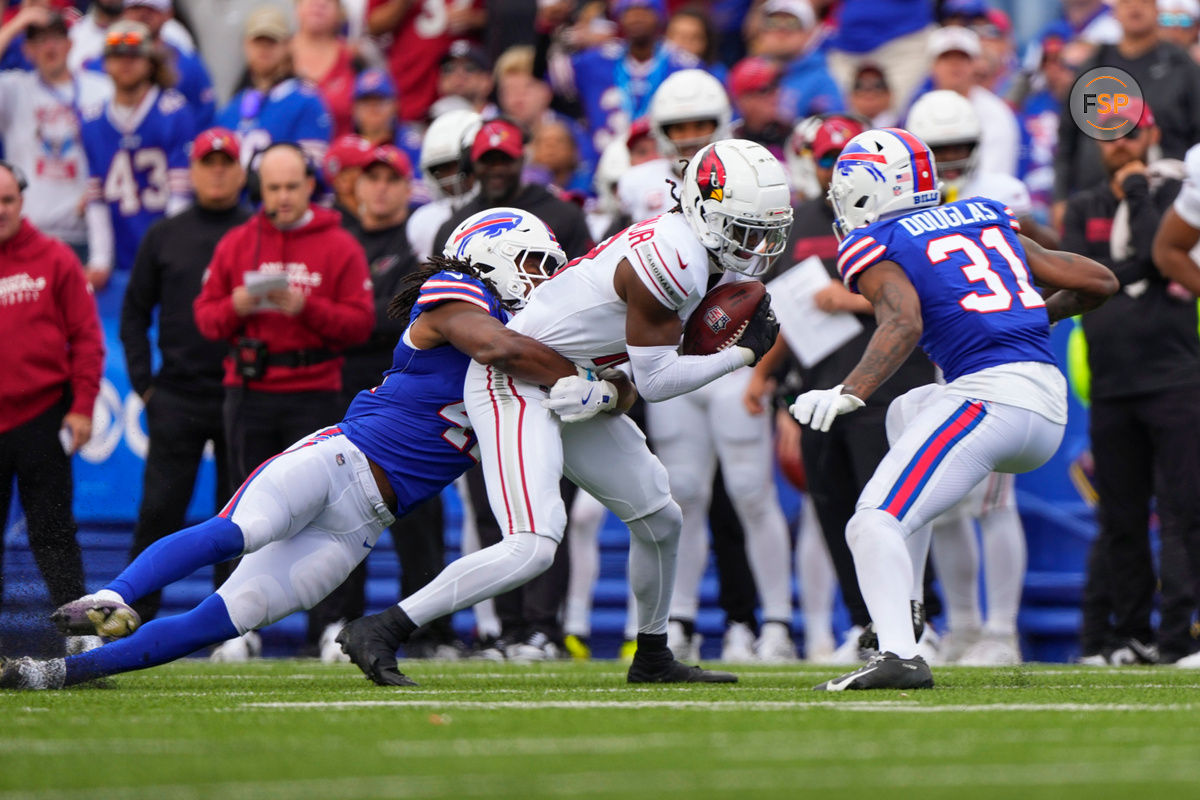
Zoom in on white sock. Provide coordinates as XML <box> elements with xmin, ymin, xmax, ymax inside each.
<box><xmin>627</xmin><ymin>502</ymin><xmax>683</xmax><ymax>634</ymax></box>
<box><xmin>667</xmin><ymin>496</ymin><xmax>709</xmax><ymax>622</ymax></box>
<box><xmin>798</xmin><ymin>498</ymin><xmax>836</xmax><ymax>652</ymax></box>
<box><xmin>980</xmin><ymin>505</ymin><xmax>1026</xmax><ymax>636</ymax></box>
<box><xmin>736</xmin><ymin>487</ymin><xmax>794</xmax><ymax>622</ymax></box>
<box><xmin>906</xmin><ymin>522</ymin><xmax>932</xmax><ymax>605</ymax></box>
<box><xmin>401</xmin><ymin>532</ymin><xmax>557</xmax><ymax>628</ymax></box>
<box><xmin>931</xmin><ymin>513</ymin><xmax>983</xmax><ymax>634</ymax></box>
<box><xmin>847</xmin><ymin>508</ymin><xmax>918</xmax><ymax>658</ymax></box>
<box><xmin>564</xmin><ymin>492</ymin><xmax>606</xmax><ymax>637</ymax></box>
<box><xmin>454</xmin><ymin>476</ymin><xmax>501</xmax><ymax>640</ymax></box>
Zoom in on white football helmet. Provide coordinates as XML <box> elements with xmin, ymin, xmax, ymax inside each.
<box><xmin>680</xmin><ymin>139</ymin><xmax>793</xmax><ymax>277</ymax></box>
<box><xmin>420</xmin><ymin>109</ymin><xmax>483</xmax><ymax>201</ymax></box>
<box><xmin>905</xmin><ymin>90</ymin><xmax>980</xmax><ymax>193</ymax></box>
<box><xmin>785</xmin><ymin>115</ymin><xmax>826</xmax><ymax>200</ymax></box>
<box><xmin>594</xmin><ymin>138</ymin><xmax>631</xmax><ymax>215</ymax></box>
<box><xmin>443</xmin><ymin>208</ymin><xmax>566</xmax><ymax>309</ymax></box>
<box><xmin>649</xmin><ymin>69</ymin><xmax>732</xmax><ymax>166</ymax></box>
<box><xmin>827</xmin><ymin>128</ymin><xmax>941</xmax><ymax>240</ymax></box>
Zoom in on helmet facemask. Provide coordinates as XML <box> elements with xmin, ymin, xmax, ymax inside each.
<box><xmin>707</xmin><ymin>208</ymin><xmax>790</xmax><ymax>276</ymax></box>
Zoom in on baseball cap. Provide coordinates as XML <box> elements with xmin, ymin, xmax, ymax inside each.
<box><xmin>811</xmin><ymin>116</ymin><xmax>867</xmax><ymax>160</ymax></box>
<box><xmin>729</xmin><ymin>57</ymin><xmax>781</xmax><ymax>96</ymax></box>
<box><xmin>26</xmin><ymin>12</ymin><xmax>70</xmax><ymax>39</ymax></box>
<box><xmin>244</xmin><ymin>6</ymin><xmax>290</xmax><ymax>41</ymax></box>
<box><xmin>761</xmin><ymin>0</ymin><xmax>817</xmax><ymax>29</ymax></box>
<box><xmin>939</xmin><ymin>0</ymin><xmax>989</xmax><ymax>21</ymax></box>
<box><xmin>1111</xmin><ymin>98</ymin><xmax>1157</xmax><ymax>131</ymax></box>
<box><xmin>125</xmin><ymin>0</ymin><xmax>172</xmax><ymax>11</ymax></box>
<box><xmin>191</xmin><ymin>127</ymin><xmax>241</xmax><ymax>162</ymax></box>
<box><xmin>471</xmin><ymin>119</ymin><xmax>525</xmax><ymax>161</ymax></box>
<box><xmin>927</xmin><ymin>25</ymin><xmax>982</xmax><ymax>59</ymax></box>
<box><xmin>611</xmin><ymin>0</ymin><xmax>667</xmax><ymax>18</ymax></box>
<box><xmin>104</xmin><ymin>20</ymin><xmax>154</xmax><ymax>58</ymax></box>
<box><xmin>1159</xmin><ymin>0</ymin><xmax>1200</xmax><ymax>23</ymax></box>
<box><xmin>364</xmin><ymin>145</ymin><xmax>412</xmax><ymax>177</ymax></box>
<box><xmin>441</xmin><ymin>40</ymin><xmax>490</xmax><ymax>72</ymax></box>
<box><xmin>323</xmin><ymin>135</ymin><xmax>374</xmax><ymax>178</ymax></box>
<box><xmin>626</xmin><ymin>117</ymin><xmax>652</xmax><ymax>149</ymax></box>
<box><xmin>354</xmin><ymin>68</ymin><xmax>396</xmax><ymax>100</ymax></box>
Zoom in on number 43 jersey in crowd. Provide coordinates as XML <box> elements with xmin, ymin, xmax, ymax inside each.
<box><xmin>339</xmin><ymin>270</ymin><xmax>507</xmax><ymax>514</ymax></box>
<box><xmin>837</xmin><ymin>196</ymin><xmax>1056</xmax><ymax>385</ymax></box>
<box><xmin>79</xmin><ymin>86</ymin><xmax>193</xmax><ymax>271</ymax></box>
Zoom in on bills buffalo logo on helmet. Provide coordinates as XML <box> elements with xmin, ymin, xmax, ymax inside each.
<box><xmin>451</xmin><ymin>211</ymin><xmax>522</xmax><ymax>258</ymax></box>
<box><xmin>704</xmin><ymin>305</ymin><xmax>731</xmax><ymax>333</ymax></box>
<box><xmin>697</xmin><ymin>149</ymin><xmax>727</xmax><ymax>202</ymax></box>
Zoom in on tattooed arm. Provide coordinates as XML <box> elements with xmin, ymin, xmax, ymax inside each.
<box><xmin>839</xmin><ymin>260</ymin><xmax>924</xmax><ymax>402</ymax></box>
<box><xmin>1019</xmin><ymin>234</ymin><xmax>1118</xmax><ymax>323</ymax></box>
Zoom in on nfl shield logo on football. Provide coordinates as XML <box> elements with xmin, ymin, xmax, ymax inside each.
<box><xmin>704</xmin><ymin>305</ymin><xmax>731</xmax><ymax>333</ymax></box>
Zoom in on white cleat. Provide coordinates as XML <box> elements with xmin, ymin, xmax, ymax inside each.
<box><xmin>1174</xmin><ymin>651</ymin><xmax>1200</xmax><ymax>668</ymax></box>
<box><xmin>957</xmin><ymin>633</ymin><xmax>1022</xmax><ymax>666</ymax></box>
<box><xmin>915</xmin><ymin>624</ymin><xmax>942</xmax><ymax>666</ymax></box>
<box><xmin>64</xmin><ymin>635</ymin><xmax>104</xmax><ymax>656</ymax></box>
<box><xmin>829</xmin><ymin>625</ymin><xmax>871</xmax><ymax>664</ymax></box>
<box><xmin>755</xmin><ymin>621</ymin><xmax>797</xmax><ymax>663</ymax></box>
<box><xmin>721</xmin><ymin>621</ymin><xmax>758</xmax><ymax>663</ymax></box>
<box><xmin>938</xmin><ymin>626</ymin><xmax>983</xmax><ymax>664</ymax></box>
<box><xmin>210</xmin><ymin>631</ymin><xmax>262</xmax><ymax>662</ymax></box>
<box><xmin>506</xmin><ymin>631</ymin><xmax>561</xmax><ymax>662</ymax></box>
<box><xmin>319</xmin><ymin>622</ymin><xmax>350</xmax><ymax>664</ymax></box>
<box><xmin>0</xmin><ymin>657</ymin><xmax>66</xmax><ymax>690</ymax></box>
<box><xmin>667</xmin><ymin>620</ymin><xmax>702</xmax><ymax>663</ymax></box>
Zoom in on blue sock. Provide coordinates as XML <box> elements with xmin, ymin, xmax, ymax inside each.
<box><xmin>106</xmin><ymin>517</ymin><xmax>244</xmax><ymax>603</ymax></box>
<box><xmin>64</xmin><ymin>594</ymin><xmax>240</xmax><ymax>686</ymax></box>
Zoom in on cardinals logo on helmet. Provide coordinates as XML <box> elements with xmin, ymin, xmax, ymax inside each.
<box><xmin>696</xmin><ymin>149</ymin><xmax>727</xmax><ymax>202</ymax></box>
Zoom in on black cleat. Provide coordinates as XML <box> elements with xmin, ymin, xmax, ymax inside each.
<box><xmin>813</xmin><ymin>651</ymin><xmax>934</xmax><ymax>691</ymax></box>
<box><xmin>627</xmin><ymin>655</ymin><xmax>738</xmax><ymax>684</ymax></box>
<box><xmin>336</xmin><ymin>615</ymin><xmax>418</xmax><ymax>687</ymax></box>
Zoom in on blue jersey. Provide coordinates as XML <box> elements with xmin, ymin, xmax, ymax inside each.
<box><xmin>80</xmin><ymin>87</ymin><xmax>194</xmax><ymax>271</ymax></box>
<box><xmin>217</xmin><ymin>79</ymin><xmax>333</xmax><ymax>165</ymax></box>
<box><xmin>567</xmin><ymin>42</ymin><xmax>700</xmax><ymax>153</ymax></box>
<box><xmin>837</xmin><ymin>197</ymin><xmax>1055</xmax><ymax>382</ymax></box>
<box><xmin>339</xmin><ymin>270</ymin><xmax>508</xmax><ymax>514</ymax></box>
<box><xmin>85</xmin><ymin>43</ymin><xmax>214</xmax><ymax>130</ymax></box>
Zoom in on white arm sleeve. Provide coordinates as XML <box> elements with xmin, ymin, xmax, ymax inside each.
<box><xmin>85</xmin><ymin>202</ymin><xmax>114</xmax><ymax>271</ymax></box>
<box><xmin>626</xmin><ymin>343</ymin><xmax>752</xmax><ymax>402</ymax></box>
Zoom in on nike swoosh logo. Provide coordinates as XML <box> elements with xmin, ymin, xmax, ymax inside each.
<box><xmin>826</xmin><ymin>666</ymin><xmax>876</xmax><ymax>691</ymax></box>
<box><xmin>676</xmin><ymin>253</ymin><xmax>687</xmax><ymax>271</ymax></box>
<box><xmin>581</xmin><ymin>387</ymin><xmax>594</xmax><ymax>406</ymax></box>
<box><xmin>362</xmin><ymin>538</ymin><xmax>371</xmax><ymax>550</ymax></box>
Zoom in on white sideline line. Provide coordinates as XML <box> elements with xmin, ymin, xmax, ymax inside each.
<box><xmin>241</xmin><ymin>699</ymin><xmax>1197</xmax><ymax>712</ymax></box>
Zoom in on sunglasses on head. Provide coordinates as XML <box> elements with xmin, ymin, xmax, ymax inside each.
<box><xmin>1159</xmin><ymin>12</ymin><xmax>1196</xmax><ymax>27</ymax></box>
<box><xmin>106</xmin><ymin>31</ymin><xmax>146</xmax><ymax>48</ymax></box>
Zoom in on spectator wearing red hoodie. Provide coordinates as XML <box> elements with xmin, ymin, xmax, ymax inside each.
<box><xmin>0</xmin><ymin>161</ymin><xmax>104</xmax><ymax>644</ymax></box>
<box><xmin>193</xmin><ymin>142</ymin><xmax>373</xmax><ymax>659</ymax></box>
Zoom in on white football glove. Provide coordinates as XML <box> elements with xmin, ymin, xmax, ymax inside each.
<box><xmin>789</xmin><ymin>384</ymin><xmax>865</xmax><ymax>432</ymax></box>
<box><xmin>542</xmin><ymin>374</ymin><xmax>618</xmax><ymax>423</ymax></box>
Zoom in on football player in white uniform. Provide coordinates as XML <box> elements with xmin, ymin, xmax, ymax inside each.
<box><xmin>405</xmin><ymin>109</ymin><xmax>482</xmax><ymax>261</ymax></box>
<box><xmin>339</xmin><ymin>139</ymin><xmax>792</xmax><ymax>685</ymax></box>
<box><xmin>623</xmin><ymin>69</ymin><xmax>796</xmax><ymax>661</ymax></box>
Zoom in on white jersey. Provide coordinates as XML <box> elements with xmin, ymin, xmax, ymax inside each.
<box><xmin>1174</xmin><ymin>143</ymin><xmax>1200</xmax><ymax>228</ymax></box>
<box><xmin>616</xmin><ymin>158</ymin><xmax>680</xmax><ymax>223</ymax></box>
<box><xmin>0</xmin><ymin>69</ymin><xmax>113</xmax><ymax>244</ymax></box>
<box><xmin>406</xmin><ymin>197</ymin><xmax>454</xmax><ymax>262</ymax></box>
<box><xmin>511</xmin><ymin>212</ymin><xmax>712</xmax><ymax>371</ymax></box>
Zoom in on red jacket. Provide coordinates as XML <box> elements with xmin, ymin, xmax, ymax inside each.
<box><xmin>0</xmin><ymin>219</ymin><xmax>104</xmax><ymax>434</ymax></box>
<box><xmin>194</xmin><ymin>206</ymin><xmax>374</xmax><ymax>393</ymax></box>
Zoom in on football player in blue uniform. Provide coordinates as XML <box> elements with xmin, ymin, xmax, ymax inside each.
<box><xmin>790</xmin><ymin>127</ymin><xmax>1117</xmax><ymax>690</ymax></box>
<box><xmin>79</xmin><ymin>21</ymin><xmax>194</xmax><ymax>289</ymax></box>
<box><xmin>0</xmin><ymin>210</ymin><xmax>620</xmax><ymax>690</ymax></box>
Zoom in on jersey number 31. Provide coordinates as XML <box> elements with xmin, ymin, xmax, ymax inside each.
<box><xmin>927</xmin><ymin>227</ymin><xmax>1045</xmax><ymax>314</ymax></box>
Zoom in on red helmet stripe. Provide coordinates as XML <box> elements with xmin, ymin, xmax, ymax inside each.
<box><xmin>884</xmin><ymin>128</ymin><xmax>937</xmax><ymax>194</ymax></box>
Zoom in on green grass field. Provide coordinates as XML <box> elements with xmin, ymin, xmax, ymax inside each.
<box><xmin>3</xmin><ymin>659</ymin><xmax>1199</xmax><ymax>799</ymax></box>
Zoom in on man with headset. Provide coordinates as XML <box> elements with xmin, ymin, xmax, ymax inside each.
<box><xmin>193</xmin><ymin>141</ymin><xmax>374</xmax><ymax>660</ymax></box>
<box><xmin>0</xmin><ymin>161</ymin><xmax>105</xmax><ymax>655</ymax></box>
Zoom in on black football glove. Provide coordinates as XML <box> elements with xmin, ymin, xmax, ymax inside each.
<box><xmin>736</xmin><ymin>293</ymin><xmax>779</xmax><ymax>366</ymax></box>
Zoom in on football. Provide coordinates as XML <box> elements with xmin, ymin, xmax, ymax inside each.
<box><xmin>680</xmin><ymin>280</ymin><xmax>767</xmax><ymax>356</ymax></box>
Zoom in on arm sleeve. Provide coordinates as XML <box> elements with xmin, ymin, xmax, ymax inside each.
<box><xmin>119</xmin><ymin>225</ymin><xmax>161</xmax><ymax>396</ymax></box>
<box><xmin>297</xmin><ymin>240</ymin><xmax>375</xmax><ymax>347</ymax></box>
<box><xmin>85</xmin><ymin>198</ymin><xmax>114</xmax><ymax>271</ymax></box>
<box><xmin>57</xmin><ymin>250</ymin><xmax>105</xmax><ymax>418</ymax></box>
<box><xmin>192</xmin><ymin>236</ymin><xmax>242</xmax><ymax>341</ymax></box>
<box><xmin>626</xmin><ymin>343</ymin><xmax>749</xmax><ymax>402</ymax></box>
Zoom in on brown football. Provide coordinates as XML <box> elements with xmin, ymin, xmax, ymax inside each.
<box><xmin>680</xmin><ymin>280</ymin><xmax>767</xmax><ymax>356</ymax></box>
